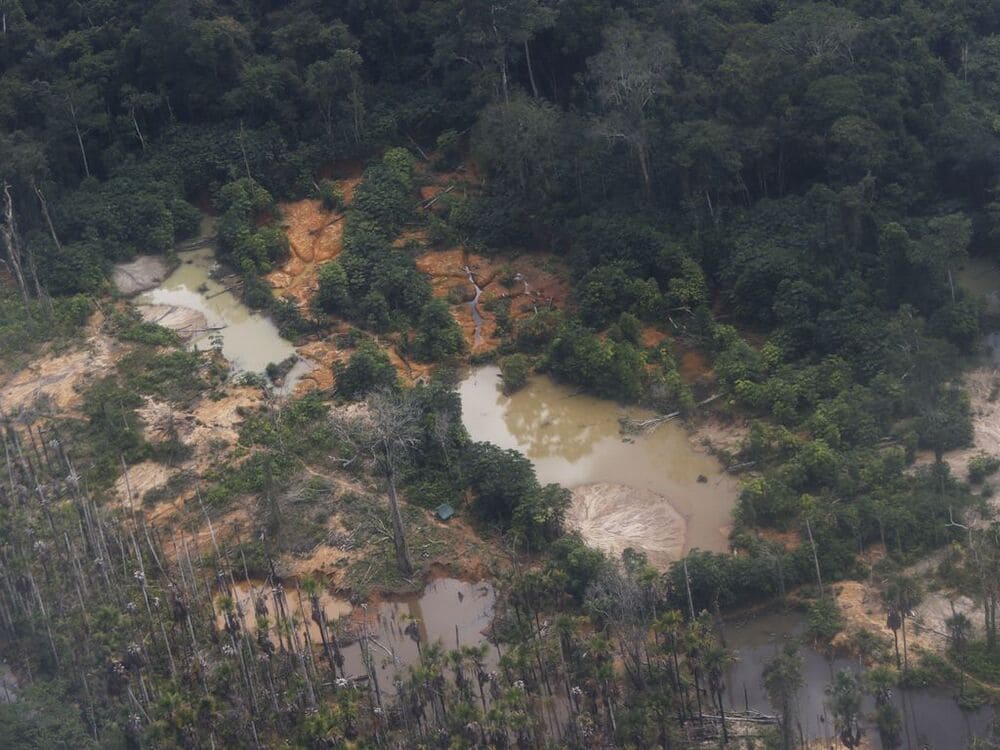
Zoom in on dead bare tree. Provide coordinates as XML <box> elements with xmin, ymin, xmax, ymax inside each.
<box><xmin>0</xmin><ymin>180</ymin><xmax>30</xmax><ymax>312</ymax></box>
<box><xmin>333</xmin><ymin>389</ymin><xmax>419</xmax><ymax>576</ymax></box>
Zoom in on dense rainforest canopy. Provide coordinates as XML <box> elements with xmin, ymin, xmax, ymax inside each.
<box><xmin>4</xmin><ymin>0</ymin><xmax>1000</xmax><ymax>747</ymax></box>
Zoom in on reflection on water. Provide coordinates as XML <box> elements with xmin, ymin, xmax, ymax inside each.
<box><xmin>724</xmin><ymin>610</ymin><xmax>994</xmax><ymax>749</ymax></box>
<box><xmin>215</xmin><ymin>579</ymin><xmax>353</xmax><ymax>644</ymax></box>
<box><xmin>139</xmin><ymin>245</ymin><xmax>299</xmax><ymax>378</ymax></box>
<box><xmin>458</xmin><ymin>366</ymin><xmax>738</xmax><ymax>554</ymax></box>
<box><xmin>218</xmin><ymin>577</ymin><xmax>497</xmax><ymax>697</ymax></box>
<box><xmin>340</xmin><ymin>578</ymin><xmax>497</xmax><ymax>693</ymax></box>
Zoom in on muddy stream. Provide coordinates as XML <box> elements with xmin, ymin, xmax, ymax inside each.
<box><xmin>464</xmin><ymin>265</ymin><xmax>484</xmax><ymax>346</ymax></box>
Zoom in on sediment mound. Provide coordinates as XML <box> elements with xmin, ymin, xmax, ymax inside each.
<box><xmin>113</xmin><ymin>256</ymin><xmax>171</xmax><ymax>296</ymax></box>
<box><xmin>565</xmin><ymin>483</ymin><xmax>686</xmax><ymax>569</ymax></box>
<box><xmin>136</xmin><ymin>304</ymin><xmax>209</xmax><ymax>340</ymax></box>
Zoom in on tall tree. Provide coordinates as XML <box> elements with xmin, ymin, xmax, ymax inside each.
<box><xmin>829</xmin><ymin>669</ymin><xmax>863</xmax><ymax>749</ymax></box>
<box><xmin>588</xmin><ymin>19</ymin><xmax>677</xmax><ymax>194</ymax></box>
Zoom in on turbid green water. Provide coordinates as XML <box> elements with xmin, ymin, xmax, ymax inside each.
<box><xmin>138</xmin><ymin>223</ymin><xmax>314</xmax><ymax>391</ymax></box>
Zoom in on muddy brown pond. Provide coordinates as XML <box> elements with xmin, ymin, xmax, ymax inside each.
<box><xmin>458</xmin><ymin>366</ymin><xmax>739</xmax><ymax>566</ymax></box>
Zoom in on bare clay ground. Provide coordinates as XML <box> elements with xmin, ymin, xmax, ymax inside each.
<box><xmin>266</xmin><ymin>174</ymin><xmax>360</xmax><ymax>311</ymax></box>
<box><xmin>566</xmin><ymin>483</ymin><xmax>687</xmax><ymax>569</ymax></box>
<box><xmin>113</xmin><ymin>387</ymin><xmax>264</xmax><ymax>510</ymax></box>
<box><xmin>0</xmin><ymin>312</ymin><xmax>117</xmax><ymax>416</ymax></box>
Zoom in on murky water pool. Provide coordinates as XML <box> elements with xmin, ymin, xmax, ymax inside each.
<box><xmin>139</xmin><ymin>245</ymin><xmax>298</xmax><ymax>373</ymax></box>
<box><xmin>137</xmin><ymin>222</ymin><xmax>314</xmax><ymax>391</ymax></box>
<box><xmin>458</xmin><ymin>366</ymin><xmax>738</xmax><ymax>561</ymax></box>
<box><xmin>218</xmin><ymin>577</ymin><xmax>496</xmax><ymax>694</ymax></box>
<box><xmin>723</xmin><ymin>610</ymin><xmax>994</xmax><ymax>749</ymax></box>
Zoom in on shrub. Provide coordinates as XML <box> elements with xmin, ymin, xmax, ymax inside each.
<box><xmin>968</xmin><ymin>453</ymin><xmax>1000</xmax><ymax>483</ymax></box>
<box><xmin>334</xmin><ymin>339</ymin><xmax>399</xmax><ymax>400</ymax></box>
<box><xmin>108</xmin><ymin>309</ymin><xmax>179</xmax><ymax>346</ymax></box>
<box><xmin>315</xmin><ymin>179</ymin><xmax>345</xmax><ymax>211</ymax></box>
<box><xmin>806</xmin><ymin>596</ymin><xmax>845</xmax><ymax>648</ymax></box>
<box><xmin>314</xmin><ymin>261</ymin><xmax>350</xmax><ymax>314</ymax></box>
<box><xmin>412</xmin><ymin>299</ymin><xmax>466</xmax><ymax>362</ymax></box>
<box><xmin>499</xmin><ymin>354</ymin><xmax>531</xmax><ymax>394</ymax></box>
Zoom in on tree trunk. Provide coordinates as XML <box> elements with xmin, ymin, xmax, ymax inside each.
<box><xmin>717</xmin><ymin>689</ymin><xmax>728</xmax><ymax>744</ymax></box>
<box><xmin>636</xmin><ymin>142</ymin><xmax>652</xmax><ymax>196</ymax></box>
<box><xmin>0</xmin><ymin>181</ymin><xmax>30</xmax><ymax>313</ymax></box>
<box><xmin>130</xmin><ymin>107</ymin><xmax>146</xmax><ymax>151</ymax></box>
<box><xmin>524</xmin><ymin>40</ymin><xmax>539</xmax><ymax>98</ymax></box>
<box><xmin>67</xmin><ymin>98</ymin><xmax>91</xmax><ymax>178</ymax></box>
<box><xmin>805</xmin><ymin>518</ymin><xmax>824</xmax><ymax>597</ymax></box>
<box><xmin>386</xmin><ymin>465</ymin><xmax>413</xmax><ymax>576</ymax></box>
<box><xmin>900</xmin><ymin>615</ymin><xmax>909</xmax><ymax>673</ymax></box>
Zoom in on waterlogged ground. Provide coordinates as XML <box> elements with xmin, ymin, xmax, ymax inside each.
<box><xmin>723</xmin><ymin>610</ymin><xmax>994</xmax><ymax>749</ymax></box>
<box><xmin>458</xmin><ymin>366</ymin><xmax>739</xmax><ymax>566</ymax></box>
<box><xmin>217</xmin><ymin>577</ymin><xmax>496</xmax><ymax>693</ymax></box>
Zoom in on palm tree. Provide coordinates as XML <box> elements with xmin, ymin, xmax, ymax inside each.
<box><xmin>865</xmin><ymin>665</ymin><xmax>902</xmax><ymax>749</ymax></box>
<box><xmin>762</xmin><ymin>644</ymin><xmax>803</xmax><ymax>750</ymax></box>
<box><xmin>946</xmin><ymin>611</ymin><xmax>973</xmax><ymax>699</ymax></box>
<box><xmin>828</xmin><ymin>669</ymin><xmax>863</xmax><ymax>749</ymax></box>
<box><xmin>703</xmin><ymin>643</ymin><xmax>733</xmax><ymax>743</ymax></box>
<box><xmin>881</xmin><ymin>571</ymin><xmax>922</xmax><ymax>673</ymax></box>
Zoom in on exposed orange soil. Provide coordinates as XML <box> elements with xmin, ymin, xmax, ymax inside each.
<box><xmin>689</xmin><ymin>414</ymin><xmax>750</xmax><ymax>458</ymax></box>
<box><xmin>163</xmin><ymin>507</ymin><xmax>253</xmax><ymax>563</ymax></box>
<box><xmin>267</xmin><ymin>174</ymin><xmax>360</xmax><ymax>311</ymax></box>
<box><xmin>640</xmin><ymin>326</ymin><xmax>669</xmax><ymax>348</ymax></box>
<box><xmin>292</xmin><ymin>334</ymin><xmax>433</xmax><ymax>396</ymax></box>
<box><xmin>415</xmin><ymin>246</ymin><xmax>571</xmax><ymax>353</ymax></box>
<box><xmin>756</xmin><ymin>528</ymin><xmax>801</xmax><ymax>552</ymax></box>
<box><xmin>391</xmin><ymin>228</ymin><xmax>431</xmax><ymax>250</ymax></box>
<box><xmin>679</xmin><ymin>348</ymin><xmax>713</xmax><ymax>384</ymax></box>
<box><xmin>289</xmin><ymin>508</ymin><xmax>501</xmax><ymax>595</ymax></box>
<box><xmin>293</xmin><ymin>337</ymin><xmax>348</xmax><ymax>394</ymax></box>
<box><xmin>113</xmin><ymin>386</ymin><xmax>265</xmax><ymax>514</ymax></box>
<box><xmin>385</xmin><ymin>346</ymin><xmax>434</xmax><ymax>384</ymax></box>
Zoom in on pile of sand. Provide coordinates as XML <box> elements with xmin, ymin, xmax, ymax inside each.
<box><xmin>113</xmin><ymin>256</ymin><xmax>171</xmax><ymax>296</ymax></box>
<box><xmin>565</xmin><ymin>483</ymin><xmax>686</xmax><ymax>569</ymax></box>
<box><xmin>135</xmin><ymin>304</ymin><xmax>209</xmax><ymax>340</ymax></box>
